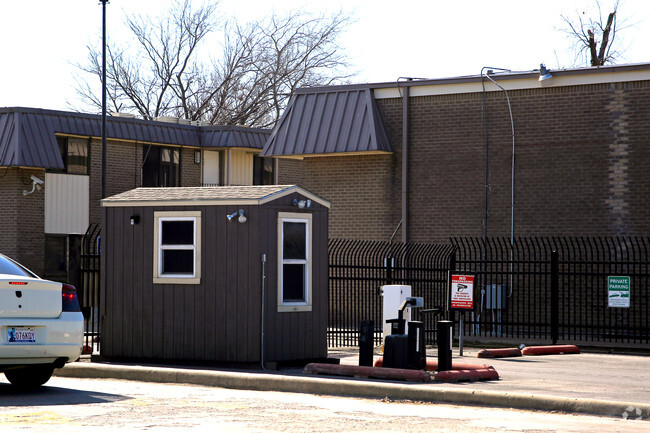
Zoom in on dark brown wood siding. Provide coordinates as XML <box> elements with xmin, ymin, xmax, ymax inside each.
<box><xmin>260</xmin><ymin>192</ymin><xmax>328</xmax><ymax>362</ymax></box>
<box><xmin>101</xmin><ymin>191</ymin><xmax>328</xmax><ymax>363</ymax></box>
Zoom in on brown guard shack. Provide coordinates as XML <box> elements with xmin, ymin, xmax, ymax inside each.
<box><xmin>100</xmin><ymin>185</ymin><xmax>329</xmax><ymax>365</ymax></box>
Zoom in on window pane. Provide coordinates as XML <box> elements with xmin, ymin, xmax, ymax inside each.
<box><xmin>161</xmin><ymin>148</ymin><xmax>180</xmax><ymax>187</ymax></box>
<box><xmin>283</xmin><ymin>222</ymin><xmax>306</xmax><ymax>260</ymax></box>
<box><xmin>283</xmin><ymin>264</ymin><xmax>305</xmax><ymax>302</ymax></box>
<box><xmin>161</xmin><ymin>220</ymin><xmax>194</xmax><ymax>245</ymax></box>
<box><xmin>142</xmin><ymin>146</ymin><xmax>161</xmax><ymax>186</ymax></box>
<box><xmin>67</xmin><ymin>138</ymin><xmax>89</xmax><ymax>174</ymax></box>
<box><xmin>162</xmin><ymin>250</ymin><xmax>194</xmax><ymax>274</ymax></box>
<box><xmin>253</xmin><ymin>156</ymin><xmax>275</xmax><ymax>185</ymax></box>
<box><xmin>51</xmin><ymin>137</ymin><xmax>67</xmax><ymax>174</ymax></box>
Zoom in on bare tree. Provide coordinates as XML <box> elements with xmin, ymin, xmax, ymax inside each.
<box><xmin>75</xmin><ymin>0</ymin><xmax>353</xmax><ymax>128</ymax></box>
<box><xmin>560</xmin><ymin>0</ymin><xmax>623</xmax><ymax>66</ymax></box>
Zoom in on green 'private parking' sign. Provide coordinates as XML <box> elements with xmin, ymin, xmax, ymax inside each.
<box><xmin>608</xmin><ymin>276</ymin><xmax>630</xmax><ymax>308</ymax></box>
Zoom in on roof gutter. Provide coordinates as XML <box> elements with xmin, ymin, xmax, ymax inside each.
<box><xmin>401</xmin><ymin>80</ymin><xmax>411</xmax><ymax>243</ymax></box>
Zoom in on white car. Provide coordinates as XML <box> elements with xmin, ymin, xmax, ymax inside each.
<box><xmin>0</xmin><ymin>253</ymin><xmax>84</xmax><ymax>388</ymax></box>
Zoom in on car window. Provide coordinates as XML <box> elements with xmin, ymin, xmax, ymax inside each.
<box><xmin>0</xmin><ymin>255</ymin><xmax>37</xmax><ymax>278</ymax></box>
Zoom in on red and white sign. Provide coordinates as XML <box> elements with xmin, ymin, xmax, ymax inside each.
<box><xmin>450</xmin><ymin>274</ymin><xmax>474</xmax><ymax>310</ymax></box>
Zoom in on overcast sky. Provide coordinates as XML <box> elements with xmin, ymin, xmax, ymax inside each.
<box><xmin>1</xmin><ymin>0</ymin><xmax>648</xmax><ymax>112</ymax></box>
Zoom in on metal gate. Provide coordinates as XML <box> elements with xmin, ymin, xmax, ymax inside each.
<box><xmin>79</xmin><ymin>224</ymin><xmax>101</xmax><ymax>354</ymax></box>
<box><xmin>328</xmin><ymin>239</ymin><xmax>455</xmax><ymax>347</ymax></box>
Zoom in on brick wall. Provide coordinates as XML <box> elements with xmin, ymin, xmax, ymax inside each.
<box><xmin>181</xmin><ymin>147</ymin><xmax>201</xmax><ymax>187</ymax></box>
<box><xmin>277</xmin><ymin>159</ymin><xmax>305</xmax><ymax>186</ymax></box>
<box><xmin>0</xmin><ymin>168</ymin><xmax>45</xmax><ymax>274</ymax></box>
<box><xmin>3</xmin><ymin>140</ymin><xmax>202</xmax><ymax>275</ymax></box>
<box><xmin>89</xmin><ymin>141</ymin><xmax>202</xmax><ymax>225</ymax></box>
<box><xmin>300</xmin><ymin>154</ymin><xmax>398</xmax><ymax>240</ymax></box>
<box><xmin>287</xmin><ymin>80</ymin><xmax>650</xmax><ymax>242</ymax></box>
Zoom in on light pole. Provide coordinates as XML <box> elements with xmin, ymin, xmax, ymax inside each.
<box><xmin>481</xmin><ymin>67</ymin><xmax>516</xmax><ymax>298</ymax></box>
<box><xmin>100</xmin><ymin>0</ymin><xmax>109</xmax><ymax>199</ymax></box>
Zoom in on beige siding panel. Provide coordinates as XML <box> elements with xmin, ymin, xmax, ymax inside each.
<box><xmin>202</xmin><ymin>150</ymin><xmax>220</xmax><ymax>185</ymax></box>
<box><xmin>228</xmin><ymin>150</ymin><xmax>254</xmax><ymax>186</ymax></box>
<box><xmin>45</xmin><ymin>173</ymin><xmax>90</xmax><ymax>234</ymax></box>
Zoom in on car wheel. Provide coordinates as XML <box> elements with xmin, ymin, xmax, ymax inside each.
<box><xmin>4</xmin><ymin>365</ymin><xmax>54</xmax><ymax>389</ymax></box>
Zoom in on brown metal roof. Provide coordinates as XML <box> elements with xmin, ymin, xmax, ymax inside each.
<box><xmin>200</xmin><ymin>125</ymin><xmax>269</xmax><ymax>149</ymax></box>
<box><xmin>261</xmin><ymin>88</ymin><xmax>392</xmax><ymax>157</ymax></box>
<box><xmin>102</xmin><ymin>185</ymin><xmax>330</xmax><ymax>208</ymax></box>
<box><xmin>0</xmin><ymin>107</ymin><xmax>270</xmax><ymax>169</ymax></box>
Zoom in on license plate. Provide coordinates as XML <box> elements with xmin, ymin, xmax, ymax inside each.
<box><xmin>7</xmin><ymin>327</ymin><xmax>36</xmax><ymax>343</ymax></box>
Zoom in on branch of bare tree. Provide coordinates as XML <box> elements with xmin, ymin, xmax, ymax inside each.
<box><xmin>74</xmin><ymin>0</ymin><xmax>353</xmax><ymax>128</ymax></box>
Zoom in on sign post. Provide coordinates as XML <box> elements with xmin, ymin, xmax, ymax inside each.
<box><xmin>608</xmin><ymin>276</ymin><xmax>630</xmax><ymax>308</ymax></box>
<box><xmin>449</xmin><ymin>274</ymin><xmax>475</xmax><ymax>356</ymax></box>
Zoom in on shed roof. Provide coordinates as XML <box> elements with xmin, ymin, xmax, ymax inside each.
<box><xmin>102</xmin><ymin>185</ymin><xmax>330</xmax><ymax>208</ymax></box>
<box><xmin>261</xmin><ymin>88</ymin><xmax>392</xmax><ymax>158</ymax></box>
<box><xmin>0</xmin><ymin>107</ymin><xmax>270</xmax><ymax>169</ymax></box>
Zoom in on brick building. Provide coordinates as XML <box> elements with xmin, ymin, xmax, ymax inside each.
<box><xmin>0</xmin><ymin>107</ymin><xmax>271</xmax><ymax>280</ymax></box>
<box><xmin>263</xmin><ymin>63</ymin><xmax>650</xmax><ymax>243</ymax></box>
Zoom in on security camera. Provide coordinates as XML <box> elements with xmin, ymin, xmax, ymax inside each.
<box><xmin>23</xmin><ymin>175</ymin><xmax>45</xmax><ymax>196</ymax></box>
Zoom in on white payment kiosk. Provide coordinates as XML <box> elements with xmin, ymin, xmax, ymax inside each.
<box><xmin>381</xmin><ymin>285</ymin><xmax>412</xmax><ymax>341</ymax></box>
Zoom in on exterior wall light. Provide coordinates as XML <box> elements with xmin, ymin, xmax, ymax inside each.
<box><xmin>194</xmin><ymin>150</ymin><xmax>201</xmax><ymax>164</ymax></box>
<box><xmin>293</xmin><ymin>199</ymin><xmax>312</xmax><ymax>209</ymax></box>
<box><xmin>227</xmin><ymin>209</ymin><xmax>247</xmax><ymax>223</ymax></box>
<box><xmin>539</xmin><ymin>64</ymin><xmax>553</xmax><ymax>87</ymax></box>
<box><xmin>130</xmin><ymin>215</ymin><xmax>140</xmax><ymax>225</ymax></box>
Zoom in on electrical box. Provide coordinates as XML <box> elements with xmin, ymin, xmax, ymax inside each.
<box><xmin>381</xmin><ymin>285</ymin><xmax>411</xmax><ymax>340</ymax></box>
<box><xmin>485</xmin><ymin>284</ymin><xmax>506</xmax><ymax>310</ymax></box>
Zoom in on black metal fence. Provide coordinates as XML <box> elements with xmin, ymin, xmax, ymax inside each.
<box><xmin>329</xmin><ymin>236</ymin><xmax>650</xmax><ymax>349</ymax></box>
<box><xmin>79</xmin><ymin>224</ymin><xmax>101</xmax><ymax>354</ymax></box>
<box><xmin>452</xmin><ymin>237</ymin><xmax>650</xmax><ymax>346</ymax></box>
<box><xmin>328</xmin><ymin>238</ymin><xmax>455</xmax><ymax>347</ymax></box>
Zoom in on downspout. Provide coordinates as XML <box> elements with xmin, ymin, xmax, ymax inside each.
<box><xmin>401</xmin><ymin>79</ymin><xmax>412</xmax><ymax>243</ymax></box>
<box><xmin>260</xmin><ymin>253</ymin><xmax>267</xmax><ymax>370</ymax></box>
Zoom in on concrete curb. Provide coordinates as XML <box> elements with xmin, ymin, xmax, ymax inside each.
<box><xmin>521</xmin><ymin>345</ymin><xmax>580</xmax><ymax>355</ymax></box>
<box><xmin>53</xmin><ymin>363</ymin><xmax>650</xmax><ymax>419</ymax></box>
<box><xmin>477</xmin><ymin>348</ymin><xmax>522</xmax><ymax>358</ymax></box>
<box><xmin>304</xmin><ymin>363</ymin><xmax>432</xmax><ymax>382</ymax></box>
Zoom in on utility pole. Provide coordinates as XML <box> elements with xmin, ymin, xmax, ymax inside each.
<box><xmin>100</xmin><ymin>0</ymin><xmax>109</xmax><ymax>199</ymax></box>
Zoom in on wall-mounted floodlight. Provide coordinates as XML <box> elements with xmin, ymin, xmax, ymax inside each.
<box><xmin>293</xmin><ymin>199</ymin><xmax>312</xmax><ymax>209</ymax></box>
<box><xmin>227</xmin><ymin>209</ymin><xmax>247</xmax><ymax>223</ymax></box>
<box><xmin>539</xmin><ymin>63</ymin><xmax>553</xmax><ymax>87</ymax></box>
<box><xmin>23</xmin><ymin>175</ymin><xmax>44</xmax><ymax>196</ymax></box>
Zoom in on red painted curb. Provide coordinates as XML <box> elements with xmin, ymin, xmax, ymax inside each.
<box><xmin>434</xmin><ymin>368</ymin><xmax>499</xmax><ymax>382</ymax></box>
<box><xmin>304</xmin><ymin>363</ymin><xmax>432</xmax><ymax>383</ymax></box>
<box><xmin>477</xmin><ymin>348</ymin><xmax>522</xmax><ymax>358</ymax></box>
<box><xmin>521</xmin><ymin>345</ymin><xmax>580</xmax><ymax>355</ymax></box>
<box><xmin>374</xmin><ymin>357</ymin><xmax>493</xmax><ymax>372</ymax></box>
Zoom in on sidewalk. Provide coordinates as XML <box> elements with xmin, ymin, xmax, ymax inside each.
<box><xmin>54</xmin><ymin>347</ymin><xmax>650</xmax><ymax>420</ymax></box>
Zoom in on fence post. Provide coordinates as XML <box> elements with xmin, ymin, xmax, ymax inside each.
<box><xmin>385</xmin><ymin>256</ymin><xmax>393</xmax><ymax>285</ymax></box>
<box><xmin>551</xmin><ymin>249</ymin><xmax>559</xmax><ymax>345</ymax></box>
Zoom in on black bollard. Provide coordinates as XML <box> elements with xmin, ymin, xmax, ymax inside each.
<box><xmin>437</xmin><ymin>320</ymin><xmax>453</xmax><ymax>371</ymax></box>
<box><xmin>359</xmin><ymin>320</ymin><xmax>374</xmax><ymax>367</ymax></box>
<box><xmin>407</xmin><ymin>321</ymin><xmax>426</xmax><ymax>370</ymax></box>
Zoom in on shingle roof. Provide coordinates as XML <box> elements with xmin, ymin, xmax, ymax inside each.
<box><xmin>261</xmin><ymin>88</ymin><xmax>392</xmax><ymax>157</ymax></box>
<box><xmin>101</xmin><ymin>185</ymin><xmax>330</xmax><ymax>208</ymax></box>
<box><xmin>0</xmin><ymin>108</ymin><xmax>270</xmax><ymax>169</ymax></box>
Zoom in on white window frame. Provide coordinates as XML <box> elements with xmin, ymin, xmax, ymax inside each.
<box><xmin>153</xmin><ymin>211</ymin><xmax>201</xmax><ymax>284</ymax></box>
<box><xmin>277</xmin><ymin>212</ymin><xmax>312</xmax><ymax>312</ymax></box>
